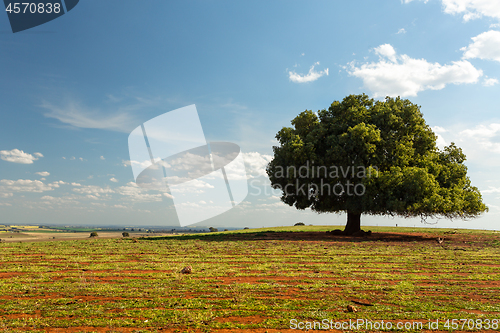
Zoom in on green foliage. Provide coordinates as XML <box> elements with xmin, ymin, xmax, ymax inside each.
<box><xmin>294</xmin><ymin>222</ymin><xmax>305</xmax><ymax>226</ymax></box>
<box><xmin>209</xmin><ymin>227</ymin><xmax>218</xmax><ymax>232</ymax></box>
<box><xmin>122</xmin><ymin>232</ymin><xmax>129</xmax><ymax>237</ymax></box>
<box><xmin>90</xmin><ymin>232</ymin><xmax>98</xmax><ymax>237</ymax></box>
<box><xmin>267</xmin><ymin>94</ymin><xmax>487</xmax><ymax>220</ymax></box>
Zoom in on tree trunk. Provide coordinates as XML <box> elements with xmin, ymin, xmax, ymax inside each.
<box><xmin>343</xmin><ymin>212</ymin><xmax>361</xmax><ymax>235</ymax></box>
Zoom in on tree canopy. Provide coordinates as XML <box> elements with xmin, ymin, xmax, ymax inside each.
<box><xmin>266</xmin><ymin>94</ymin><xmax>488</xmax><ymax>235</ymax></box>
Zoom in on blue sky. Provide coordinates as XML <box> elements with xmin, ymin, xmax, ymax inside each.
<box><xmin>1</xmin><ymin>0</ymin><xmax>500</xmax><ymax>230</ymax></box>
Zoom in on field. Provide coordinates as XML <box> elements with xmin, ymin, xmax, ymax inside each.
<box><xmin>0</xmin><ymin>226</ymin><xmax>170</xmax><ymax>243</ymax></box>
<box><xmin>0</xmin><ymin>231</ymin><xmax>155</xmax><ymax>243</ymax></box>
<box><xmin>0</xmin><ymin>226</ymin><xmax>499</xmax><ymax>332</ymax></box>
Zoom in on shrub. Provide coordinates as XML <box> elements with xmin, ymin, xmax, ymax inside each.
<box><xmin>122</xmin><ymin>232</ymin><xmax>129</xmax><ymax>237</ymax></box>
<box><xmin>294</xmin><ymin>222</ymin><xmax>305</xmax><ymax>226</ymax></box>
<box><xmin>209</xmin><ymin>227</ymin><xmax>218</xmax><ymax>232</ymax></box>
<box><xmin>90</xmin><ymin>232</ymin><xmax>98</xmax><ymax>237</ymax></box>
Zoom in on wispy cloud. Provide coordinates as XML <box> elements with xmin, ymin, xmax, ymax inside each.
<box><xmin>347</xmin><ymin>44</ymin><xmax>482</xmax><ymax>97</ymax></box>
<box><xmin>0</xmin><ymin>149</ymin><xmax>43</xmax><ymax>164</ymax></box>
<box><xmin>220</xmin><ymin>100</ymin><xmax>247</xmax><ymax>110</ymax></box>
<box><xmin>288</xmin><ymin>62</ymin><xmax>329</xmax><ymax>83</ymax></box>
<box><xmin>41</xmin><ymin>101</ymin><xmax>138</xmax><ymax>133</ymax></box>
<box><xmin>397</xmin><ymin>28</ymin><xmax>407</xmax><ymax>34</ymax></box>
<box><xmin>402</xmin><ymin>0</ymin><xmax>429</xmax><ymax>3</ymax></box>
<box><xmin>483</xmin><ymin>77</ymin><xmax>499</xmax><ymax>86</ymax></box>
<box><xmin>35</xmin><ymin>171</ymin><xmax>50</xmax><ymax>177</ymax></box>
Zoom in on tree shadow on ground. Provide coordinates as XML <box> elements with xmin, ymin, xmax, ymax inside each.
<box><xmin>142</xmin><ymin>231</ymin><xmax>440</xmax><ymax>243</ymax></box>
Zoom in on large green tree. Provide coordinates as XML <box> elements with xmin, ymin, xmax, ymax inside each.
<box><xmin>266</xmin><ymin>94</ymin><xmax>488</xmax><ymax>235</ymax></box>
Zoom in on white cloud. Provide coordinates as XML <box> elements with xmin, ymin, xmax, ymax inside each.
<box><xmin>441</xmin><ymin>0</ymin><xmax>500</xmax><ymax>21</ymax></box>
<box><xmin>347</xmin><ymin>44</ymin><xmax>483</xmax><ymax>97</ymax></box>
<box><xmin>404</xmin><ymin>0</ymin><xmax>500</xmax><ymax>21</ymax></box>
<box><xmin>167</xmin><ymin>152</ymin><xmax>211</xmax><ymax>172</ymax></box>
<box><xmin>40</xmin><ymin>195</ymin><xmax>79</xmax><ymax>205</ymax></box>
<box><xmin>462</xmin><ymin>30</ymin><xmax>500</xmax><ymax>62</ymax></box>
<box><xmin>434</xmin><ymin>122</ymin><xmax>500</xmax><ymax>172</ymax></box>
<box><xmin>436</xmin><ymin>135</ymin><xmax>448</xmax><ymax>149</ymax></box>
<box><xmin>0</xmin><ymin>179</ymin><xmax>56</xmax><ymax>193</ymax></box>
<box><xmin>242</xmin><ymin>152</ymin><xmax>273</xmax><ymax>178</ymax></box>
<box><xmin>0</xmin><ymin>193</ymin><xmax>13</xmax><ymax>198</ymax></box>
<box><xmin>482</xmin><ymin>186</ymin><xmax>500</xmax><ymax>194</ymax></box>
<box><xmin>123</xmin><ymin>159</ymin><xmax>158</xmax><ymax>170</ymax></box>
<box><xmin>374</xmin><ymin>44</ymin><xmax>398</xmax><ymax>63</ymax></box>
<box><xmin>110</xmin><ymin>177</ymin><xmax>119</xmax><ymax>183</ymax></box>
<box><xmin>71</xmin><ymin>182</ymin><xmax>82</xmax><ymax>187</ymax></box>
<box><xmin>115</xmin><ymin>182</ymin><xmax>164</xmax><ymax>202</ymax></box>
<box><xmin>100</xmin><ymin>156</ymin><xmax>105</xmax><ymax>160</ymax></box>
<box><xmin>459</xmin><ymin>123</ymin><xmax>500</xmax><ymax>153</ymax></box>
<box><xmin>0</xmin><ymin>149</ymin><xmax>43</xmax><ymax>164</ymax></box>
<box><xmin>288</xmin><ymin>62</ymin><xmax>329</xmax><ymax>83</ymax></box>
<box><xmin>431</xmin><ymin>126</ymin><xmax>448</xmax><ymax>149</ymax></box>
<box><xmin>397</xmin><ymin>28</ymin><xmax>407</xmax><ymax>34</ymax></box>
<box><xmin>164</xmin><ymin>178</ymin><xmax>214</xmax><ymax>194</ymax></box>
<box><xmin>35</xmin><ymin>171</ymin><xmax>50</xmax><ymax>177</ymax></box>
<box><xmin>48</xmin><ymin>181</ymin><xmax>67</xmax><ymax>189</ymax></box>
<box><xmin>483</xmin><ymin>77</ymin><xmax>499</xmax><ymax>86</ymax></box>
<box><xmin>72</xmin><ymin>185</ymin><xmax>114</xmax><ymax>195</ymax></box>
<box><xmin>432</xmin><ymin>126</ymin><xmax>448</xmax><ymax>134</ymax></box>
